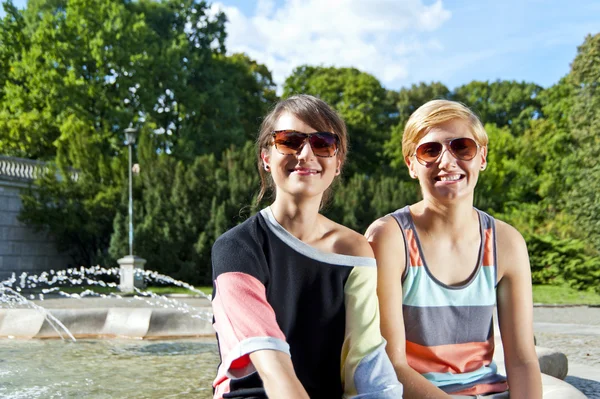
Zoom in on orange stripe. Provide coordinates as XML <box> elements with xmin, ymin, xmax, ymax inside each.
<box><xmin>452</xmin><ymin>381</ymin><xmax>508</xmax><ymax>396</ymax></box>
<box><xmin>405</xmin><ymin>229</ymin><xmax>423</xmax><ymax>266</ymax></box>
<box><xmin>482</xmin><ymin>228</ymin><xmax>494</xmax><ymax>266</ymax></box>
<box><xmin>406</xmin><ymin>339</ymin><xmax>495</xmax><ymax>374</ymax></box>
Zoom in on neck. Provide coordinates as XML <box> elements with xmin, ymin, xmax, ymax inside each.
<box><xmin>269</xmin><ymin>194</ymin><xmax>323</xmax><ymax>242</ymax></box>
<box><xmin>412</xmin><ymin>196</ymin><xmax>477</xmax><ymax>235</ymax></box>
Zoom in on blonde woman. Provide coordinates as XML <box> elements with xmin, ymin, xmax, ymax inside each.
<box><xmin>367</xmin><ymin>100</ymin><xmax>542</xmax><ymax>398</ymax></box>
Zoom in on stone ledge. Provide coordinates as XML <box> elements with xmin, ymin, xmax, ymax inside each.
<box><xmin>494</xmin><ymin>336</ymin><xmax>569</xmax><ymax>380</ymax></box>
<box><xmin>0</xmin><ymin>307</ymin><xmax>214</xmax><ymax>339</ymax></box>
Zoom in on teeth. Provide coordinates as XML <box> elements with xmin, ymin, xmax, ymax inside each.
<box><xmin>440</xmin><ymin>175</ymin><xmax>460</xmax><ymax>182</ymax></box>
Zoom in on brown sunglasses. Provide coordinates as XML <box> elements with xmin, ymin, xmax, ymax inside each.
<box><xmin>272</xmin><ymin>130</ymin><xmax>339</xmax><ymax>158</ymax></box>
<box><xmin>414</xmin><ymin>137</ymin><xmax>480</xmax><ymax>166</ymax></box>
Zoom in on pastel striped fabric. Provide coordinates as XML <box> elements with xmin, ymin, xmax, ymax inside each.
<box><xmin>391</xmin><ymin>206</ymin><xmax>508</xmax><ymax>396</ymax></box>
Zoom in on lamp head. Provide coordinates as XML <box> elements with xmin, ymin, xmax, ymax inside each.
<box><xmin>125</xmin><ymin>127</ymin><xmax>137</xmax><ymax>145</ymax></box>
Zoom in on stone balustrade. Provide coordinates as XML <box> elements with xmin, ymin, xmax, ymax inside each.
<box><xmin>0</xmin><ymin>155</ymin><xmax>79</xmax><ymax>183</ymax></box>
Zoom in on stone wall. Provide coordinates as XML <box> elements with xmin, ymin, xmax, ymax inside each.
<box><xmin>0</xmin><ymin>181</ymin><xmax>72</xmax><ymax>282</ymax></box>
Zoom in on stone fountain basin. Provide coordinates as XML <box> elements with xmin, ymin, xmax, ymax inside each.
<box><xmin>0</xmin><ymin>296</ymin><xmax>213</xmax><ymax>339</ymax></box>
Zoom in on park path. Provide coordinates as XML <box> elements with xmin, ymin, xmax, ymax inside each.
<box><xmin>532</xmin><ymin>306</ymin><xmax>600</xmax><ymax>398</ymax></box>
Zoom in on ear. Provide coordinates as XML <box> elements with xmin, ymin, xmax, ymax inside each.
<box><xmin>405</xmin><ymin>156</ymin><xmax>417</xmax><ymax>179</ymax></box>
<box><xmin>480</xmin><ymin>146</ymin><xmax>488</xmax><ymax>171</ymax></box>
<box><xmin>335</xmin><ymin>158</ymin><xmax>342</xmax><ymax>176</ymax></box>
<box><xmin>261</xmin><ymin>149</ymin><xmax>271</xmax><ymax>170</ymax></box>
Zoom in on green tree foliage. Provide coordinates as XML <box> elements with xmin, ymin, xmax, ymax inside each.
<box><xmin>473</xmin><ymin>123</ymin><xmax>522</xmax><ymax>213</ymax></box>
<box><xmin>0</xmin><ymin>1</ymin><xmax>27</xmax><ymax>99</ymax></box>
<box><xmin>525</xmin><ymin>233</ymin><xmax>600</xmax><ymax>293</ymax></box>
<box><xmin>453</xmin><ymin>80</ymin><xmax>544</xmax><ymax>133</ymax></box>
<box><xmin>283</xmin><ymin>66</ymin><xmax>395</xmax><ymax>176</ymax></box>
<box><xmin>564</xmin><ymin>33</ymin><xmax>600</xmax><ymax>253</ymax></box>
<box><xmin>109</xmin><ymin>141</ymin><xmax>262</xmax><ymax>285</ymax></box>
<box><xmin>19</xmin><ymin>165</ymin><xmax>121</xmax><ymax>266</ymax></box>
<box><xmin>324</xmin><ymin>174</ymin><xmax>420</xmax><ymax>234</ymax></box>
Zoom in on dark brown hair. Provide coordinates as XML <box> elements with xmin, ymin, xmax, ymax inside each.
<box><xmin>256</xmin><ymin>94</ymin><xmax>348</xmax><ymax>205</ymax></box>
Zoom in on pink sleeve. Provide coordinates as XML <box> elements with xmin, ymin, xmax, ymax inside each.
<box><xmin>212</xmin><ymin>272</ymin><xmax>289</xmax><ymax>384</ymax></box>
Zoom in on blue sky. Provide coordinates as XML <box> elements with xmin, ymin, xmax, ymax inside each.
<box><xmin>4</xmin><ymin>0</ymin><xmax>599</xmax><ymax>91</ymax></box>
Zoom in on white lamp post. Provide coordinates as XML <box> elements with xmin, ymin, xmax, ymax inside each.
<box><xmin>118</xmin><ymin>127</ymin><xmax>146</xmax><ymax>293</ymax></box>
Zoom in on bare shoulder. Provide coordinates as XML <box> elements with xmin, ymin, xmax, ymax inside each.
<box><xmin>365</xmin><ymin>214</ymin><xmax>403</xmax><ymax>246</ymax></box>
<box><xmin>494</xmin><ymin>218</ymin><xmax>530</xmax><ymax>278</ymax></box>
<box><xmin>365</xmin><ymin>214</ymin><xmax>407</xmax><ymax>274</ymax></box>
<box><xmin>494</xmin><ymin>218</ymin><xmax>527</xmax><ymax>253</ymax></box>
<box><xmin>322</xmin><ymin>217</ymin><xmax>374</xmax><ymax>258</ymax></box>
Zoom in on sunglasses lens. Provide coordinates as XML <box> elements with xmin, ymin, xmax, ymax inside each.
<box><xmin>273</xmin><ymin>131</ymin><xmax>307</xmax><ymax>155</ymax></box>
<box><xmin>416</xmin><ymin>142</ymin><xmax>443</xmax><ymax>164</ymax></box>
<box><xmin>273</xmin><ymin>131</ymin><xmax>338</xmax><ymax>157</ymax></box>
<box><xmin>309</xmin><ymin>133</ymin><xmax>338</xmax><ymax>157</ymax></box>
<box><xmin>450</xmin><ymin>138</ymin><xmax>478</xmax><ymax>160</ymax></box>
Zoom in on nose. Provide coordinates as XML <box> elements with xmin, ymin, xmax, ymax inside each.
<box><xmin>437</xmin><ymin>145</ymin><xmax>457</xmax><ymax>168</ymax></box>
<box><xmin>296</xmin><ymin>138</ymin><xmax>316</xmax><ymax>160</ymax></box>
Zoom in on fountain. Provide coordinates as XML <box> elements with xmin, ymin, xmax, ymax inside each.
<box><xmin>0</xmin><ymin>266</ymin><xmax>214</xmax><ymax>339</ymax></box>
<box><xmin>0</xmin><ymin>267</ymin><xmax>219</xmax><ymax>398</ymax></box>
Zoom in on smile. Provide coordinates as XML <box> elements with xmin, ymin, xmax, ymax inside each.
<box><xmin>435</xmin><ymin>174</ymin><xmax>464</xmax><ymax>182</ymax></box>
<box><xmin>290</xmin><ymin>168</ymin><xmax>321</xmax><ymax>175</ymax></box>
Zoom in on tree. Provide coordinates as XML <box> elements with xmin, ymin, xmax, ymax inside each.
<box><xmin>109</xmin><ymin>141</ymin><xmax>262</xmax><ymax>285</ymax></box>
<box><xmin>452</xmin><ymin>80</ymin><xmax>544</xmax><ymax>134</ymax></box>
<box><xmin>0</xmin><ymin>1</ymin><xmax>27</xmax><ymax>101</ymax></box>
<box><xmin>175</xmin><ymin>52</ymin><xmax>278</xmax><ymax>161</ymax></box>
<box><xmin>565</xmin><ymin>33</ymin><xmax>600</xmax><ymax>252</ymax></box>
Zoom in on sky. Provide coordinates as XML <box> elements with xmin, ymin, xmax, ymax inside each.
<box><xmin>3</xmin><ymin>0</ymin><xmax>600</xmax><ymax>92</ymax></box>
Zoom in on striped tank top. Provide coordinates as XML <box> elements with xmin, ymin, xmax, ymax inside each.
<box><xmin>391</xmin><ymin>206</ymin><xmax>508</xmax><ymax>396</ymax></box>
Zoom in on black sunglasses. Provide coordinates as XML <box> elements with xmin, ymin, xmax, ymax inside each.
<box><xmin>272</xmin><ymin>130</ymin><xmax>339</xmax><ymax>158</ymax></box>
<box><xmin>414</xmin><ymin>137</ymin><xmax>480</xmax><ymax>166</ymax></box>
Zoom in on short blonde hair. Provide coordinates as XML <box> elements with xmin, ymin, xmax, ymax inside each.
<box><xmin>402</xmin><ymin>99</ymin><xmax>488</xmax><ymax>160</ymax></box>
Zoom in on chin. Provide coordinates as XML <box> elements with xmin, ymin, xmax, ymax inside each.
<box><xmin>427</xmin><ymin>187</ymin><xmax>471</xmax><ymax>203</ymax></box>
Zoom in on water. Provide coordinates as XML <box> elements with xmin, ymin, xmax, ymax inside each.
<box><xmin>0</xmin><ymin>338</ymin><xmax>219</xmax><ymax>398</ymax></box>
<box><xmin>0</xmin><ymin>267</ymin><xmax>219</xmax><ymax>397</ymax></box>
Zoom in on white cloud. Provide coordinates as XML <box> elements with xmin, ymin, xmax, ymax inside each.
<box><xmin>212</xmin><ymin>0</ymin><xmax>451</xmax><ymax>90</ymax></box>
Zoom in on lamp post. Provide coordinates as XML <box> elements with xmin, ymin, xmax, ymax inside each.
<box><xmin>125</xmin><ymin>127</ymin><xmax>136</xmax><ymax>256</ymax></box>
<box><xmin>118</xmin><ymin>127</ymin><xmax>146</xmax><ymax>293</ymax></box>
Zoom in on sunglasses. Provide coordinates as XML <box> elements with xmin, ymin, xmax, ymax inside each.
<box><xmin>272</xmin><ymin>130</ymin><xmax>339</xmax><ymax>158</ymax></box>
<box><xmin>414</xmin><ymin>137</ymin><xmax>480</xmax><ymax>166</ymax></box>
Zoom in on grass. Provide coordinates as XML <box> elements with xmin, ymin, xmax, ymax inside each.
<box><xmin>147</xmin><ymin>285</ymin><xmax>212</xmax><ymax>296</ymax></box>
<box><xmin>532</xmin><ymin>284</ymin><xmax>600</xmax><ymax>305</ymax></box>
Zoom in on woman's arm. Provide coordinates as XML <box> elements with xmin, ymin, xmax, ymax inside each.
<box><xmin>249</xmin><ymin>350</ymin><xmax>309</xmax><ymax>399</ymax></box>
<box><xmin>495</xmin><ymin>221</ymin><xmax>543</xmax><ymax>399</ymax></box>
<box><xmin>366</xmin><ymin>217</ymin><xmax>450</xmax><ymax>399</ymax></box>
<box><xmin>212</xmin><ymin>234</ymin><xmax>308</xmax><ymax>397</ymax></box>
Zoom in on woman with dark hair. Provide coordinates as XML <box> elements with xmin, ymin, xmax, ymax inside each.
<box><xmin>211</xmin><ymin>94</ymin><xmax>402</xmax><ymax>399</ymax></box>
